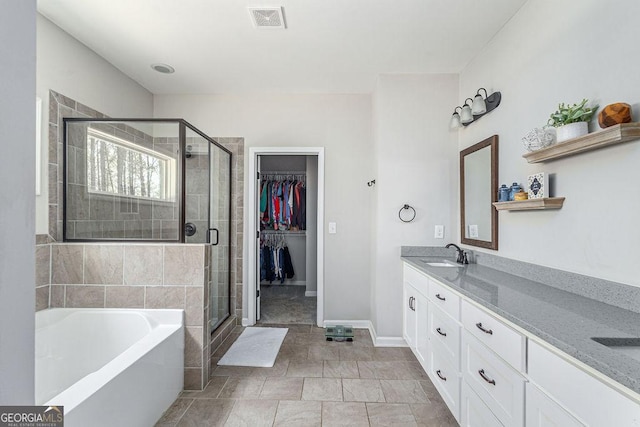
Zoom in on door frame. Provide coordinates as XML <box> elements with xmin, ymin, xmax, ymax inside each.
<box><xmin>247</xmin><ymin>147</ymin><xmax>325</xmax><ymax>327</ymax></box>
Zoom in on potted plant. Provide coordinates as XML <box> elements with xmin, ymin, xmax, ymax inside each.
<box><xmin>548</xmin><ymin>99</ymin><xmax>599</xmax><ymax>142</ymax></box>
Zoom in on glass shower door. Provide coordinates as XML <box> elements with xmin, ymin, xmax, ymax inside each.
<box><xmin>183</xmin><ymin>127</ymin><xmax>231</xmax><ymax>333</ymax></box>
<box><xmin>208</xmin><ymin>145</ymin><xmax>231</xmax><ymax>332</ymax></box>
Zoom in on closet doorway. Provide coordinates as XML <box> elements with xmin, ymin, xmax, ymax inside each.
<box><xmin>247</xmin><ymin>147</ymin><xmax>324</xmax><ymax>327</ymax></box>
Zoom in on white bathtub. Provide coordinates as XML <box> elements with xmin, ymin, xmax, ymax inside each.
<box><xmin>36</xmin><ymin>308</ymin><xmax>184</xmax><ymax>427</ymax></box>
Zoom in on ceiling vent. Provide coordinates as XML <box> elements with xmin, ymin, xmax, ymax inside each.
<box><xmin>248</xmin><ymin>7</ymin><xmax>286</xmax><ymax>29</ymax></box>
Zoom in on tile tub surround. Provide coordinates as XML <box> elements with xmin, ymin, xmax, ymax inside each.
<box><xmin>44</xmin><ymin>242</ymin><xmax>212</xmax><ymax>390</ymax></box>
<box><xmin>155</xmin><ymin>324</ymin><xmax>457</xmax><ymax>426</ymax></box>
<box><xmin>401</xmin><ymin>251</ymin><xmax>640</xmax><ymax>398</ymax></box>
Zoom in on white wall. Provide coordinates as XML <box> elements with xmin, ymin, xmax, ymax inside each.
<box><xmin>154</xmin><ymin>94</ymin><xmax>373</xmax><ymax>322</ymax></box>
<box><xmin>36</xmin><ymin>14</ymin><xmax>153</xmax><ymax>235</ymax></box>
<box><xmin>372</xmin><ymin>74</ymin><xmax>459</xmax><ymax>337</ymax></box>
<box><xmin>458</xmin><ymin>0</ymin><xmax>640</xmax><ymax>287</ymax></box>
<box><xmin>0</xmin><ymin>0</ymin><xmax>36</xmax><ymax>404</ymax></box>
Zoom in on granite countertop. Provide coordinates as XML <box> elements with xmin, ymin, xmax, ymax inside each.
<box><xmin>401</xmin><ymin>255</ymin><xmax>640</xmax><ymax>398</ymax></box>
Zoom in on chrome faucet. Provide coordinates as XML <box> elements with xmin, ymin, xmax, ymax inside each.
<box><xmin>445</xmin><ymin>243</ymin><xmax>468</xmax><ymax>264</ymax></box>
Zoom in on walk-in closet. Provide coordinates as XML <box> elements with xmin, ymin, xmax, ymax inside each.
<box><xmin>257</xmin><ymin>155</ymin><xmax>318</xmax><ymax>324</ymax></box>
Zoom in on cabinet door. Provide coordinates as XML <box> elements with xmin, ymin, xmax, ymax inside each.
<box><xmin>403</xmin><ymin>283</ymin><xmax>417</xmax><ymax>349</ymax></box>
<box><xmin>428</xmin><ymin>302</ymin><xmax>461</xmax><ymax>370</ymax></box>
<box><xmin>461</xmin><ymin>380</ymin><xmax>504</xmax><ymax>427</ymax></box>
<box><xmin>415</xmin><ymin>292</ymin><xmax>430</xmax><ymax>369</ymax></box>
<box><xmin>429</xmin><ymin>344</ymin><xmax>461</xmax><ymax>423</ymax></box>
<box><xmin>461</xmin><ymin>330</ymin><xmax>525</xmax><ymax>427</ymax></box>
<box><xmin>525</xmin><ymin>383</ymin><xmax>584</xmax><ymax>427</ymax></box>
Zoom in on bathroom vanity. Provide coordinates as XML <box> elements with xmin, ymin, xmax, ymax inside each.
<box><xmin>401</xmin><ymin>251</ymin><xmax>640</xmax><ymax>426</ymax></box>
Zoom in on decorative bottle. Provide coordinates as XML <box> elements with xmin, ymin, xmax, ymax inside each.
<box><xmin>509</xmin><ymin>182</ymin><xmax>522</xmax><ymax>201</ymax></box>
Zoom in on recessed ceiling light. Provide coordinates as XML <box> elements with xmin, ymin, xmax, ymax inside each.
<box><xmin>151</xmin><ymin>63</ymin><xmax>175</xmax><ymax>74</ymax></box>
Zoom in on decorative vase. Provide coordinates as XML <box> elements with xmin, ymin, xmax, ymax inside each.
<box><xmin>556</xmin><ymin>122</ymin><xmax>588</xmax><ymax>143</ymax></box>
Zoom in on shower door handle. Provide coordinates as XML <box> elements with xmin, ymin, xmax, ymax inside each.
<box><xmin>209</xmin><ymin>228</ymin><xmax>219</xmax><ymax>246</ymax></box>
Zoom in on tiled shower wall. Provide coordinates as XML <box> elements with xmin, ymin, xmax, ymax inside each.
<box><xmin>65</xmin><ymin>121</ymin><xmax>181</xmax><ymax>240</ymax></box>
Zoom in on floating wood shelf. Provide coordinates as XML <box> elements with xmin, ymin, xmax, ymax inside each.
<box><xmin>523</xmin><ymin>123</ymin><xmax>640</xmax><ymax>163</ymax></box>
<box><xmin>493</xmin><ymin>197</ymin><xmax>565</xmax><ymax>211</ymax></box>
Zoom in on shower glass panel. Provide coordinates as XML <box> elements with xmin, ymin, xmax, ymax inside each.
<box><xmin>63</xmin><ymin>118</ymin><xmax>232</xmax><ymax>334</ymax></box>
<box><xmin>209</xmin><ymin>146</ymin><xmax>231</xmax><ymax>332</ymax></box>
<box><xmin>64</xmin><ymin>120</ymin><xmax>181</xmax><ymax>241</ymax></box>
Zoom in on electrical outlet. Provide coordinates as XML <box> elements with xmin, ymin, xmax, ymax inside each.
<box><xmin>328</xmin><ymin>222</ymin><xmax>337</xmax><ymax>234</ymax></box>
<box><xmin>469</xmin><ymin>224</ymin><xmax>479</xmax><ymax>238</ymax></box>
<box><xmin>434</xmin><ymin>225</ymin><xmax>444</xmax><ymax>239</ymax></box>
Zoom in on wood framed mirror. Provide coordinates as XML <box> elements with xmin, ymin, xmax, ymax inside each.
<box><xmin>460</xmin><ymin>135</ymin><xmax>498</xmax><ymax>250</ymax></box>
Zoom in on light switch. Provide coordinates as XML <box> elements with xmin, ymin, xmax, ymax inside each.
<box><xmin>328</xmin><ymin>222</ymin><xmax>337</xmax><ymax>234</ymax></box>
<box><xmin>469</xmin><ymin>224</ymin><xmax>479</xmax><ymax>238</ymax></box>
<box><xmin>434</xmin><ymin>225</ymin><xmax>444</xmax><ymax>239</ymax></box>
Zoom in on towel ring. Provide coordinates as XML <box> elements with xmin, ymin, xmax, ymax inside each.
<box><xmin>399</xmin><ymin>204</ymin><xmax>416</xmax><ymax>223</ymax></box>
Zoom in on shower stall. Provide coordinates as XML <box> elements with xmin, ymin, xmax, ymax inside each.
<box><xmin>62</xmin><ymin>118</ymin><xmax>231</xmax><ymax>332</ymax></box>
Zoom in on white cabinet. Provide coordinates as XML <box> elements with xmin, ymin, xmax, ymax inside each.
<box><xmin>461</xmin><ymin>300</ymin><xmax>525</xmax><ymax>371</ymax></box>
<box><xmin>461</xmin><ymin>380</ymin><xmax>504</xmax><ymax>427</ymax></box>
<box><xmin>402</xmin><ymin>260</ymin><xmax>640</xmax><ymax>427</ymax></box>
<box><xmin>429</xmin><ymin>343</ymin><xmax>462</xmax><ymax>419</ymax></box>
<box><xmin>415</xmin><ymin>291</ymin><xmax>430</xmax><ymax>367</ymax></box>
<box><xmin>528</xmin><ymin>340</ymin><xmax>640</xmax><ymax>427</ymax></box>
<box><xmin>402</xmin><ymin>264</ymin><xmax>430</xmax><ymax>368</ymax></box>
<box><xmin>462</xmin><ymin>330</ymin><xmax>525</xmax><ymax>427</ymax></box>
<box><xmin>525</xmin><ymin>382</ymin><xmax>584</xmax><ymax>427</ymax></box>
<box><xmin>428</xmin><ymin>302</ymin><xmax>461</xmax><ymax>368</ymax></box>
<box><xmin>403</xmin><ymin>282</ymin><xmax>417</xmax><ymax>349</ymax></box>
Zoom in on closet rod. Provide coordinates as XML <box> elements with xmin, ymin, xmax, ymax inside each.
<box><xmin>261</xmin><ymin>170</ymin><xmax>306</xmax><ymax>175</ymax></box>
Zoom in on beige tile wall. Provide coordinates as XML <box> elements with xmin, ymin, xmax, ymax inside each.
<box><xmin>44</xmin><ymin>242</ymin><xmax>209</xmax><ymax>390</ymax></box>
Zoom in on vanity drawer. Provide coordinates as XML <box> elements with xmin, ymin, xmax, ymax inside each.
<box><xmin>403</xmin><ymin>263</ymin><xmax>429</xmax><ymax>296</ymax></box>
<box><xmin>528</xmin><ymin>340</ymin><xmax>640</xmax><ymax>427</ymax></box>
<box><xmin>461</xmin><ymin>300</ymin><xmax>525</xmax><ymax>371</ymax></box>
<box><xmin>462</xmin><ymin>330</ymin><xmax>525</xmax><ymax>427</ymax></box>
<box><xmin>428</xmin><ymin>278</ymin><xmax>460</xmax><ymax>320</ymax></box>
<box><xmin>428</xmin><ymin>302</ymin><xmax>461</xmax><ymax>369</ymax></box>
<box><xmin>429</xmin><ymin>344</ymin><xmax>461</xmax><ymax>423</ymax></box>
<box><xmin>461</xmin><ymin>380</ymin><xmax>504</xmax><ymax>427</ymax></box>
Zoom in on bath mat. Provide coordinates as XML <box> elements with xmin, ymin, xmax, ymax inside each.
<box><xmin>217</xmin><ymin>327</ymin><xmax>288</xmax><ymax>367</ymax></box>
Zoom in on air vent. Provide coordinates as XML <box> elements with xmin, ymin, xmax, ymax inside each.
<box><xmin>248</xmin><ymin>7</ymin><xmax>286</xmax><ymax>29</ymax></box>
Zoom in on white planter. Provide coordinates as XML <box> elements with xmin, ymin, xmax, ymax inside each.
<box><xmin>556</xmin><ymin>122</ymin><xmax>588</xmax><ymax>143</ymax></box>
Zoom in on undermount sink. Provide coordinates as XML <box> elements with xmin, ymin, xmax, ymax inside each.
<box><xmin>420</xmin><ymin>260</ymin><xmax>463</xmax><ymax>268</ymax></box>
<box><xmin>591</xmin><ymin>337</ymin><xmax>640</xmax><ymax>363</ymax></box>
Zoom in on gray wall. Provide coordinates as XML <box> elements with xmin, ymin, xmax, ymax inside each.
<box><xmin>0</xmin><ymin>0</ymin><xmax>36</xmax><ymax>404</ymax></box>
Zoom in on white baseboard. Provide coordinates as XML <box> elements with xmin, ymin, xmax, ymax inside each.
<box><xmin>305</xmin><ymin>291</ymin><xmax>317</xmax><ymax>297</ymax></box>
<box><xmin>368</xmin><ymin>322</ymin><xmax>408</xmax><ymax>347</ymax></box>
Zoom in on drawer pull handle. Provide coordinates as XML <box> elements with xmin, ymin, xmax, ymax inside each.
<box><xmin>409</xmin><ymin>296</ymin><xmax>415</xmax><ymax>311</ymax></box>
<box><xmin>476</xmin><ymin>322</ymin><xmax>493</xmax><ymax>335</ymax></box>
<box><xmin>436</xmin><ymin>327</ymin><xmax>447</xmax><ymax>337</ymax></box>
<box><xmin>478</xmin><ymin>369</ymin><xmax>496</xmax><ymax>385</ymax></box>
<box><xmin>436</xmin><ymin>370</ymin><xmax>447</xmax><ymax>381</ymax></box>
<box><xmin>435</xmin><ymin>293</ymin><xmax>446</xmax><ymax>301</ymax></box>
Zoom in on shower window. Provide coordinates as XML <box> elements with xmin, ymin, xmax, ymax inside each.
<box><xmin>86</xmin><ymin>129</ymin><xmax>176</xmax><ymax>202</ymax></box>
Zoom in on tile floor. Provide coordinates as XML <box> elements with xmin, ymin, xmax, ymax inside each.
<box><xmin>156</xmin><ymin>324</ymin><xmax>457</xmax><ymax>426</ymax></box>
<box><xmin>258</xmin><ymin>285</ymin><xmax>317</xmax><ymax>324</ymax></box>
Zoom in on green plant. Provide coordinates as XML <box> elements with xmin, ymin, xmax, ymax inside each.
<box><xmin>548</xmin><ymin>99</ymin><xmax>598</xmax><ymax>127</ymax></box>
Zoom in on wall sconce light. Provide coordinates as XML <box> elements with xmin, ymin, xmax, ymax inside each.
<box><xmin>450</xmin><ymin>88</ymin><xmax>501</xmax><ymax>129</ymax></box>
<box><xmin>449</xmin><ymin>106</ymin><xmax>462</xmax><ymax>128</ymax></box>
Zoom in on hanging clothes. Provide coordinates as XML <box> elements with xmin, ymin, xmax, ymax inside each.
<box><xmin>260</xmin><ymin>175</ymin><xmax>306</xmax><ymax>231</ymax></box>
<box><xmin>259</xmin><ymin>232</ymin><xmax>295</xmax><ymax>284</ymax></box>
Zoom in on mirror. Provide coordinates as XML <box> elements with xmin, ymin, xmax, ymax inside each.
<box><xmin>460</xmin><ymin>135</ymin><xmax>498</xmax><ymax>250</ymax></box>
